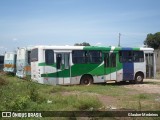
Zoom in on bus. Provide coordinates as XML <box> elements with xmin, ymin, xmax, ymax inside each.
<box><xmin>0</xmin><ymin>55</ymin><xmax>4</xmax><ymax>71</ymax></box>
<box><xmin>16</xmin><ymin>47</ymin><xmax>32</xmax><ymax>78</ymax></box>
<box><xmin>3</xmin><ymin>52</ymin><xmax>17</xmax><ymax>74</ymax></box>
<box><xmin>30</xmin><ymin>45</ymin><xmax>156</xmax><ymax>85</ymax></box>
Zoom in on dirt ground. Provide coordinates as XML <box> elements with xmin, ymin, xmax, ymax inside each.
<box><xmin>124</xmin><ymin>79</ymin><xmax>160</xmax><ymax>94</ymax></box>
<box><xmin>98</xmin><ymin>79</ymin><xmax>160</xmax><ymax>110</ymax></box>
<box><xmin>61</xmin><ymin>79</ymin><xmax>160</xmax><ymax>111</ymax></box>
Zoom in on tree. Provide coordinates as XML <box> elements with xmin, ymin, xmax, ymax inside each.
<box><xmin>144</xmin><ymin>32</ymin><xmax>160</xmax><ymax>49</ymax></box>
<box><xmin>74</xmin><ymin>42</ymin><xmax>90</xmax><ymax>46</ymax></box>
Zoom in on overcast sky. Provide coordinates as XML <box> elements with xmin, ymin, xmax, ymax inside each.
<box><xmin>0</xmin><ymin>0</ymin><xmax>160</xmax><ymax>54</ymax></box>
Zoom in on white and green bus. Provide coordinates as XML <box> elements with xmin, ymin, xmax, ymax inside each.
<box><xmin>30</xmin><ymin>45</ymin><xmax>156</xmax><ymax>85</ymax></box>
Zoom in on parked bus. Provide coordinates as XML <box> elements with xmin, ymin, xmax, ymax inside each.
<box><xmin>3</xmin><ymin>52</ymin><xmax>17</xmax><ymax>74</ymax></box>
<box><xmin>30</xmin><ymin>45</ymin><xmax>156</xmax><ymax>85</ymax></box>
<box><xmin>16</xmin><ymin>47</ymin><xmax>32</xmax><ymax>78</ymax></box>
<box><xmin>0</xmin><ymin>55</ymin><xmax>4</xmax><ymax>71</ymax></box>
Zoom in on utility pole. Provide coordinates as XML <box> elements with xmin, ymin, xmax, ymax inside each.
<box><xmin>118</xmin><ymin>33</ymin><xmax>121</xmax><ymax>47</ymax></box>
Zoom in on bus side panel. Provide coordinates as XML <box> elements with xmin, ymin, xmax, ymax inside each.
<box><xmin>123</xmin><ymin>63</ymin><xmax>134</xmax><ymax>80</ymax></box>
<box><xmin>117</xmin><ymin>69</ymin><xmax>123</xmax><ymax>81</ymax></box>
<box><xmin>134</xmin><ymin>62</ymin><xmax>146</xmax><ymax>78</ymax></box>
<box><xmin>31</xmin><ymin>62</ymin><xmax>40</xmax><ymax>82</ymax></box>
<box><xmin>93</xmin><ymin>75</ymin><xmax>105</xmax><ymax>83</ymax></box>
<box><xmin>71</xmin><ymin>76</ymin><xmax>81</xmax><ymax>84</ymax></box>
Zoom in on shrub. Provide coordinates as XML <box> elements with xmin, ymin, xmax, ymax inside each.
<box><xmin>5</xmin><ymin>95</ymin><xmax>29</xmax><ymax>110</ymax></box>
<box><xmin>27</xmin><ymin>82</ymin><xmax>46</xmax><ymax>103</ymax></box>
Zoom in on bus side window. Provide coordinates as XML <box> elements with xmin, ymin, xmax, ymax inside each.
<box><xmin>119</xmin><ymin>51</ymin><xmax>132</xmax><ymax>62</ymax></box>
<box><xmin>110</xmin><ymin>53</ymin><xmax>116</xmax><ymax>67</ymax></box>
<box><xmin>64</xmin><ymin>54</ymin><xmax>69</xmax><ymax>69</ymax></box>
<box><xmin>31</xmin><ymin>48</ymin><xmax>38</xmax><ymax>62</ymax></box>
<box><xmin>133</xmin><ymin>51</ymin><xmax>144</xmax><ymax>62</ymax></box>
<box><xmin>104</xmin><ymin>53</ymin><xmax>109</xmax><ymax>67</ymax></box>
<box><xmin>45</xmin><ymin>50</ymin><xmax>54</xmax><ymax>65</ymax></box>
<box><xmin>72</xmin><ymin>50</ymin><xmax>86</xmax><ymax>64</ymax></box>
<box><xmin>88</xmin><ymin>51</ymin><xmax>102</xmax><ymax>63</ymax></box>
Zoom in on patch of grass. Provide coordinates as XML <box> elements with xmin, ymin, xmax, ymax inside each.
<box><xmin>54</xmin><ymin>84</ymin><xmax>131</xmax><ymax>97</ymax></box>
<box><xmin>50</xmin><ymin>86</ymin><xmax>68</xmax><ymax>93</ymax></box>
<box><xmin>27</xmin><ymin>82</ymin><xmax>46</xmax><ymax>103</ymax></box>
<box><xmin>0</xmin><ymin>74</ymin><xmax>160</xmax><ymax>112</ymax></box>
<box><xmin>6</xmin><ymin>95</ymin><xmax>30</xmax><ymax>110</ymax></box>
<box><xmin>156</xmin><ymin>72</ymin><xmax>160</xmax><ymax>79</ymax></box>
<box><xmin>138</xmin><ymin>94</ymin><xmax>150</xmax><ymax>100</ymax></box>
<box><xmin>119</xmin><ymin>93</ymin><xmax>160</xmax><ymax>111</ymax></box>
<box><xmin>74</xmin><ymin>95</ymin><xmax>102</xmax><ymax>110</ymax></box>
<box><xmin>0</xmin><ymin>75</ymin><xmax>102</xmax><ymax>111</ymax></box>
<box><xmin>0</xmin><ymin>77</ymin><xmax>8</xmax><ymax>86</ymax></box>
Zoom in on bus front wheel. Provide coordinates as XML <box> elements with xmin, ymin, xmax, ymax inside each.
<box><xmin>80</xmin><ymin>75</ymin><xmax>93</xmax><ymax>86</ymax></box>
<box><xmin>135</xmin><ymin>73</ymin><xmax>144</xmax><ymax>84</ymax></box>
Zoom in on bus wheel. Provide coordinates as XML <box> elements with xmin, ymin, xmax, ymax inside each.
<box><xmin>135</xmin><ymin>73</ymin><xmax>144</xmax><ymax>84</ymax></box>
<box><xmin>80</xmin><ymin>75</ymin><xmax>93</xmax><ymax>86</ymax></box>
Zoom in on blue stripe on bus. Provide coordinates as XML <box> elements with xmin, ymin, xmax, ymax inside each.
<box><xmin>121</xmin><ymin>47</ymin><xmax>132</xmax><ymax>50</ymax></box>
<box><xmin>123</xmin><ymin>63</ymin><xmax>134</xmax><ymax>80</ymax></box>
<box><xmin>122</xmin><ymin>48</ymin><xmax>134</xmax><ymax>80</ymax></box>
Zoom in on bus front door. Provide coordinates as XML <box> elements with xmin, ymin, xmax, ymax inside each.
<box><xmin>145</xmin><ymin>53</ymin><xmax>155</xmax><ymax>78</ymax></box>
<box><xmin>56</xmin><ymin>53</ymin><xmax>71</xmax><ymax>85</ymax></box>
<box><xmin>104</xmin><ymin>52</ymin><xmax>117</xmax><ymax>81</ymax></box>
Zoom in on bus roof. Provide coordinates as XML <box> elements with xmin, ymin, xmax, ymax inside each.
<box><xmin>5</xmin><ymin>52</ymin><xmax>16</xmax><ymax>54</ymax></box>
<box><xmin>32</xmin><ymin>45</ymin><xmax>154</xmax><ymax>51</ymax></box>
<box><xmin>18</xmin><ymin>46</ymin><xmax>33</xmax><ymax>51</ymax></box>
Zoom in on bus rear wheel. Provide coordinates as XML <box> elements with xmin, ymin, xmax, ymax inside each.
<box><xmin>80</xmin><ymin>75</ymin><xmax>93</xmax><ymax>86</ymax></box>
<box><xmin>135</xmin><ymin>73</ymin><xmax>144</xmax><ymax>84</ymax></box>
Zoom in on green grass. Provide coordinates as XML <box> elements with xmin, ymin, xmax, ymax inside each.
<box><xmin>0</xmin><ymin>75</ymin><xmax>102</xmax><ymax>111</ymax></box>
<box><xmin>156</xmin><ymin>72</ymin><xmax>160</xmax><ymax>79</ymax></box>
<box><xmin>0</xmin><ymin>74</ymin><xmax>160</xmax><ymax>120</ymax></box>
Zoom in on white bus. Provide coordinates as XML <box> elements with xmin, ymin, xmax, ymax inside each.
<box><xmin>16</xmin><ymin>47</ymin><xmax>32</xmax><ymax>78</ymax></box>
<box><xmin>30</xmin><ymin>45</ymin><xmax>156</xmax><ymax>85</ymax></box>
<box><xmin>3</xmin><ymin>52</ymin><xmax>17</xmax><ymax>74</ymax></box>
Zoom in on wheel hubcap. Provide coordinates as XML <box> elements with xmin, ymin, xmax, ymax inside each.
<box><xmin>137</xmin><ymin>76</ymin><xmax>142</xmax><ymax>82</ymax></box>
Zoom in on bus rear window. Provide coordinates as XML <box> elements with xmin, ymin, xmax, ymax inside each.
<box><xmin>30</xmin><ymin>48</ymin><xmax>38</xmax><ymax>62</ymax></box>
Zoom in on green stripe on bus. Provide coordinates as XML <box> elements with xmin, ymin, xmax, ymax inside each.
<box><xmin>38</xmin><ymin>62</ymin><xmax>56</xmax><ymax>67</ymax></box>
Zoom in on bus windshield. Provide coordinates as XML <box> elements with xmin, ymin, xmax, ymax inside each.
<box><xmin>30</xmin><ymin>48</ymin><xmax>38</xmax><ymax>62</ymax></box>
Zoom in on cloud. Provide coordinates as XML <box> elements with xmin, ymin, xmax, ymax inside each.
<box><xmin>0</xmin><ymin>46</ymin><xmax>4</xmax><ymax>49</ymax></box>
<box><xmin>12</xmin><ymin>38</ymin><xmax>18</xmax><ymax>41</ymax></box>
<box><xmin>95</xmin><ymin>42</ymin><xmax>102</xmax><ymax>46</ymax></box>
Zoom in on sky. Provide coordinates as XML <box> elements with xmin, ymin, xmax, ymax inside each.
<box><xmin>0</xmin><ymin>0</ymin><xmax>160</xmax><ymax>54</ymax></box>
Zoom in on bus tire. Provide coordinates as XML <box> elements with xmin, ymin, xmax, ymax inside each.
<box><xmin>80</xmin><ymin>75</ymin><xmax>93</xmax><ymax>86</ymax></box>
<box><xmin>135</xmin><ymin>73</ymin><xmax>144</xmax><ymax>84</ymax></box>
